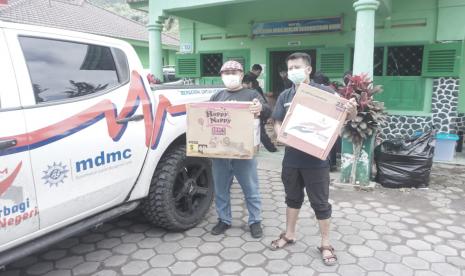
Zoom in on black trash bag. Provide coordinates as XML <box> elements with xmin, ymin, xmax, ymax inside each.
<box><xmin>375</xmin><ymin>131</ymin><xmax>435</xmax><ymax>188</ymax></box>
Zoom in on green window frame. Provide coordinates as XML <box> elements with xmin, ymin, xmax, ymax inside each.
<box><xmin>422</xmin><ymin>42</ymin><xmax>461</xmax><ymax>77</ymax></box>
<box><xmin>175</xmin><ymin>53</ymin><xmax>201</xmax><ymax>78</ymax></box>
<box><xmin>316</xmin><ymin>48</ymin><xmax>351</xmax><ymax>78</ymax></box>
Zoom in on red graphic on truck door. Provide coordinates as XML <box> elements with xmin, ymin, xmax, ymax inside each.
<box><xmin>0</xmin><ymin>71</ymin><xmax>186</xmax><ymax>157</ymax></box>
<box><xmin>0</xmin><ymin>162</ymin><xmax>22</xmax><ymax>196</ymax></box>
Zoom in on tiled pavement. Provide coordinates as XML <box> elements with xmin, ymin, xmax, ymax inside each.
<box><xmin>2</xmin><ymin>150</ymin><xmax>465</xmax><ymax>276</ymax></box>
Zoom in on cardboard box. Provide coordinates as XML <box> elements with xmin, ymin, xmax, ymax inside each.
<box><xmin>277</xmin><ymin>83</ymin><xmax>349</xmax><ymax>160</ymax></box>
<box><xmin>187</xmin><ymin>102</ymin><xmax>260</xmax><ymax>159</ymax></box>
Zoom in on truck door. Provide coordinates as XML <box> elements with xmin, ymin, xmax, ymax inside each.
<box><xmin>5</xmin><ymin>29</ymin><xmax>151</xmax><ymax>229</ymax></box>
<box><xmin>0</xmin><ymin>29</ymin><xmax>39</xmax><ymax>250</ymax></box>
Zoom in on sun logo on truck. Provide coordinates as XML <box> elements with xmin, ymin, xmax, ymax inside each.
<box><xmin>42</xmin><ymin>162</ymin><xmax>69</xmax><ymax>187</ymax></box>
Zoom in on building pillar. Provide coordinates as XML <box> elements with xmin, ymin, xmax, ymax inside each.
<box><xmin>352</xmin><ymin>0</ymin><xmax>379</xmax><ymax>79</ymax></box>
<box><xmin>148</xmin><ymin>0</ymin><xmax>165</xmax><ymax>80</ymax></box>
<box><xmin>340</xmin><ymin>0</ymin><xmax>379</xmax><ymax>187</ymax></box>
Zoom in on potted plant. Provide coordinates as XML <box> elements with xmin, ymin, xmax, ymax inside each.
<box><xmin>337</xmin><ymin>74</ymin><xmax>386</xmax><ymax>186</ymax></box>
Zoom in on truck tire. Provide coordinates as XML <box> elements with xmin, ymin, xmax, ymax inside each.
<box><xmin>141</xmin><ymin>145</ymin><xmax>213</xmax><ymax>231</ymax></box>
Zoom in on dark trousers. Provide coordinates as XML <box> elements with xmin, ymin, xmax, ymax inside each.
<box><xmin>281</xmin><ymin>166</ymin><xmax>332</xmax><ymax>220</ymax></box>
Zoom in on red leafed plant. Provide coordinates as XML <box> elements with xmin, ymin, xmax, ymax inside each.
<box><xmin>338</xmin><ymin>74</ymin><xmax>386</xmax><ymax>146</ymax></box>
<box><xmin>337</xmin><ymin>74</ymin><xmax>386</xmax><ymax>185</ymax></box>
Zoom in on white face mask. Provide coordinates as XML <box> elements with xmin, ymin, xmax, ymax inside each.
<box><xmin>222</xmin><ymin>74</ymin><xmax>242</xmax><ymax>90</ymax></box>
<box><xmin>288</xmin><ymin>68</ymin><xmax>307</xmax><ymax>84</ymax></box>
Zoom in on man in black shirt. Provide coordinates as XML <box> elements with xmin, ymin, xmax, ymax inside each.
<box><xmin>246</xmin><ymin>64</ymin><xmax>265</xmax><ymax>99</ymax></box>
<box><xmin>270</xmin><ymin>53</ymin><xmax>357</xmax><ymax>266</ymax></box>
<box><xmin>276</xmin><ymin>68</ymin><xmax>294</xmax><ymax>98</ymax></box>
<box><xmin>245</xmin><ymin>64</ymin><xmax>277</xmax><ymax>152</ymax></box>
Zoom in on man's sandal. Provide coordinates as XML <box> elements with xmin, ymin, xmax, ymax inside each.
<box><xmin>318</xmin><ymin>245</ymin><xmax>338</xmax><ymax>266</ymax></box>
<box><xmin>270</xmin><ymin>232</ymin><xmax>296</xmax><ymax>251</ymax></box>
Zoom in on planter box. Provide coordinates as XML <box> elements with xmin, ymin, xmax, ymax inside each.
<box><xmin>187</xmin><ymin>102</ymin><xmax>259</xmax><ymax>159</ymax></box>
<box><xmin>277</xmin><ymin>83</ymin><xmax>349</xmax><ymax>160</ymax></box>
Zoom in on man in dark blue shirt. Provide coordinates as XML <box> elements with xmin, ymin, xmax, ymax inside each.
<box><xmin>270</xmin><ymin>53</ymin><xmax>357</xmax><ymax>266</ymax></box>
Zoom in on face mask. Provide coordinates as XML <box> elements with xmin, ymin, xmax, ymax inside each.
<box><xmin>222</xmin><ymin>75</ymin><xmax>242</xmax><ymax>90</ymax></box>
<box><xmin>288</xmin><ymin>68</ymin><xmax>307</xmax><ymax>84</ymax></box>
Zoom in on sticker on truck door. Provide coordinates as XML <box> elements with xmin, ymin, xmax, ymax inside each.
<box><xmin>0</xmin><ymin>71</ymin><xmax>188</xmax><ymax>158</ymax></box>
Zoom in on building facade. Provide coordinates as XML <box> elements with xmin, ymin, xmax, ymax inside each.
<box><xmin>131</xmin><ymin>0</ymin><xmax>465</xmax><ymax>139</ymax></box>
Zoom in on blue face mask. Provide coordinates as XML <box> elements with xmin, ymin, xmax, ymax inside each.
<box><xmin>287</xmin><ymin>68</ymin><xmax>307</xmax><ymax>84</ymax></box>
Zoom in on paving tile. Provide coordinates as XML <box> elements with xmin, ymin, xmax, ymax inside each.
<box><xmin>342</xmin><ymin>235</ymin><xmax>365</xmax><ymax>245</ymax></box>
<box><xmin>137</xmin><ymin>237</ymin><xmax>162</xmax><ymax>249</ymax></box>
<box><xmin>221</xmin><ymin>237</ymin><xmax>246</xmax><ymax>247</ymax></box>
<box><xmin>265</xmin><ymin>260</ymin><xmax>291</xmax><ymax>274</ymax></box>
<box><xmin>385</xmin><ymin>263</ymin><xmax>414</xmax><ymax>276</ymax></box>
<box><xmin>85</xmin><ymin>250</ymin><xmax>112</xmax><ymax>262</ymax></box>
<box><xmin>91</xmin><ymin>270</ymin><xmax>118</xmax><ymax>276</ymax></box>
<box><xmin>218</xmin><ymin>261</ymin><xmax>243</xmax><ymax>274</ymax></box>
<box><xmin>366</xmin><ymin>240</ymin><xmax>388</xmax><ymax>251</ymax></box>
<box><xmin>241</xmin><ymin>267</ymin><xmax>268</xmax><ymax>276</ymax></box>
<box><xmin>288</xmin><ymin>266</ymin><xmax>315</xmax><ymax>276</ymax></box>
<box><xmin>220</xmin><ymin>248</ymin><xmax>246</xmax><ymax>260</ymax></box>
<box><xmin>287</xmin><ymin>252</ymin><xmax>312</xmax><ymax>266</ymax></box>
<box><xmin>198</xmin><ymin>242</ymin><xmax>224</xmax><ymax>254</ymax></box>
<box><xmin>197</xmin><ymin>255</ymin><xmax>221</xmax><ymax>267</ymax></box>
<box><xmin>149</xmin><ymin>254</ymin><xmax>175</xmax><ymax>268</ymax></box>
<box><xmin>336</xmin><ymin>251</ymin><xmax>358</xmax><ymax>265</ymax></box>
<box><xmin>112</xmin><ymin>243</ymin><xmax>138</xmax><ymax>255</ymax></box>
<box><xmin>96</xmin><ymin>238</ymin><xmax>122</xmax><ymax>250</ymax></box>
<box><xmin>446</xmin><ymin>256</ymin><xmax>465</xmax><ymax>268</ymax></box>
<box><xmin>241</xmin><ymin>241</ymin><xmax>265</xmax><ymax>252</ymax></box>
<box><xmin>80</xmin><ymin>233</ymin><xmax>106</xmax><ymax>243</ymax></box>
<box><xmin>337</xmin><ymin>264</ymin><xmax>366</xmax><ymax>276</ymax></box>
<box><xmin>103</xmin><ymin>255</ymin><xmax>128</xmax><ymax>267</ymax></box>
<box><xmin>348</xmin><ymin>245</ymin><xmax>374</xmax><ymax>257</ymax></box>
<box><xmin>26</xmin><ymin>262</ymin><xmax>54</xmax><ymax>275</ymax></box>
<box><xmin>433</xmin><ymin>244</ymin><xmax>458</xmax><ymax>256</ymax></box>
<box><xmin>391</xmin><ymin>245</ymin><xmax>415</xmax><ymax>256</ymax></box>
<box><xmin>72</xmin><ymin>261</ymin><xmax>100</xmax><ymax>275</ymax></box>
<box><xmin>358</xmin><ymin>257</ymin><xmax>385</xmax><ymax>271</ymax></box>
<box><xmin>154</xmin><ymin>242</ymin><xmax>181</xmax><ymax>254</ymax></box>
<box><xmin>41</xmin><ymin>250</ymin><xmax>67</xmax><ymax>261</ymax></box>
<box><xmin>413</xmin><ymin>271</ymin><xmax>441</xmax><ymax>276</ymax></box>
<box><xmin>121</xmin><ymin>233</ymin><xmax>145</xmax><ymax>243</ymax></box>
<box><xmin>56</xmin><ymin>256</ymin><xmax>85</xmax><ymax>269</ymax></box>
<box><xmin>374</xmin><ymin>251</ymin><xmax>402</xmax><ymax>263</ymax></box>
<box><xmin>431</xmin><ymin>263</ymin><xmax>461</xmax><ymax>276</ymax></box>
<box><xmin>192</xmin><ymin>268</ymin><xmax>220</xmax><ymax>276</ymax></box>
<box><xmin>406</xmin><ymin>240</ymin><xmax>432</xmax><ymax>251</ymax></box>
<box><xmin>178</xmin><ymin>237</ymin><xmax>203</xmax><ymax>247</ymax></box>
<box><xmin>263</xmin><ymin>248</ymin><xmax>289</xmax><ymax>259</ymax></box>
<box><xmin>163</xmin><ymin>232</ymin><xmax>185</xmax><ymax>242</ymax></box>
<box><xmin>169</xmin><ymin>261</ymin><xmax>197</xmax><ymax>275</ymax></box>
<box><xmin>402</xmin><ymin>256</ymin><xmax>430</xmax><ymax>270</ymax></box>
<box><xmin>131</xmin><ymin>249</ymin><xmax>155</xmax><ymax>261</ymax></box>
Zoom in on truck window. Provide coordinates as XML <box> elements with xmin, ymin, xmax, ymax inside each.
<box><xmin>18</xmin><ymin>37</ymin><xmax>128</xmax><ymax>104</ymax></box>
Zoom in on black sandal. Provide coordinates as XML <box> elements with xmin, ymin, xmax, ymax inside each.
<box><xmin>318</xmin><ymin>245</ymin><xmax>338</xmax><ymax>266</ymax></box>
<box><xmin>270</xmin><ymin>232</ymin><xmax>296</xmax><ymax>251</ymax></box>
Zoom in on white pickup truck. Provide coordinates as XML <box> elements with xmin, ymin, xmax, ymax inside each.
<box><xmin>0</xmin><ymin>21</ymin><xmax>222</xmax><ymax>265</ymax></box>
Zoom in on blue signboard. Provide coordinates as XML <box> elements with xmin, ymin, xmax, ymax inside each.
<box><xmin>252</xmin><ymin>17</ymin><xmax>343</xmax><ymax>37</ymax></box>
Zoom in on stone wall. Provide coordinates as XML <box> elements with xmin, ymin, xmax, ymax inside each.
<box><xmin>378</xmin><ymin>78</ymin><xmax>462</xmax><ymax>140</ymax></box>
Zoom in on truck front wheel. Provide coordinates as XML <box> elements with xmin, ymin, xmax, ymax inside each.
<box><xmin>141</xmin><ymin>145</ymin><xmax>213</xmax><ymax>231</ymax></box>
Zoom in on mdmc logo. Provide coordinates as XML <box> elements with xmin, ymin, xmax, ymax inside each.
<box><xmin>75</xmin><ymin>149</ymin><xmax>132</xmax><ymax>173</ymax></box>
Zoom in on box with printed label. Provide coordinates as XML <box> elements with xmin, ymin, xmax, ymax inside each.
<box><xmin>277</xmin><ymin>83</ymin><xmax>349</xmax><ymax>160</ymax></box>
<box><xmin>187</xmin><ymin>102</ymin><xmax>260</xmax><ymax>159</ymax></box>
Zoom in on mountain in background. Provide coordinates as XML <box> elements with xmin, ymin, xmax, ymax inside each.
<box><xmin>88</xmin><ymin>0</ymin><xmax>179</xmax><ymax>37</ymax></box>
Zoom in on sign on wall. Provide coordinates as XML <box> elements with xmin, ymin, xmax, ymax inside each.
<box><xmin>180</xmin><ymin>43</ymin><xmax>194</xmax><ymax>54</ymax></box>
<box><xmin>252</xmin><ymin>17</ymin><xmax>343</xmax><ymax>38</ymax></box>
